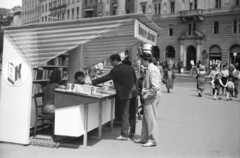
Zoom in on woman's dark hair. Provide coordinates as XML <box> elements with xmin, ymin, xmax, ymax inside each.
<box><xmin>110</xmin><ymin>54</ymin><xmax>121</xmax><ymax>62</ymax></box>
<box><xmin>74</xmin><ymin>71</ymin><xmax>85</xmax><ymax>80</ymax></box>
<box><xmin>140</xmin><ymin>52</ymin><xmax>153</xmax><ymax>63</ymax></box>
<box><xmin>50</xmin><ymin>70</ymin><xmax>62</xmax><ymax>84</ymax></box>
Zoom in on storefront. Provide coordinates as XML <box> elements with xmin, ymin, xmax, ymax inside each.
<box><xmin>0</xmin><ymin>13</ymin><xmax>162</xmax><ymax>145</ymax></box>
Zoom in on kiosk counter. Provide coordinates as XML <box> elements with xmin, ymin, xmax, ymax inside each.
<box><xmin>54</xmin><ymin>85</ymin><xmax>116</xmax><ymax>147</ymax></box>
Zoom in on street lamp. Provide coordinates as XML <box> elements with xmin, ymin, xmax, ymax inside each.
<box><xmin>233</xmin><ymin>52</ymin><xmax>237</xmax><ymax>64</ymax></box>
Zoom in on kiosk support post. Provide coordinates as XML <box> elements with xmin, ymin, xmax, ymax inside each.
<box><xmin>83</xmin><ymin>104</ymin><xmax>88</xmax><ymax>148</ymax></box>
<box><xmin>98</xmin><ymin>101</ymin><xmax>103</xmax><ymax>139</ymax></box>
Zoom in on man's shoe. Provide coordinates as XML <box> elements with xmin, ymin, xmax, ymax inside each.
<box><xmin>129</xmin><ymin>133</ymin><xmax>134</xmax><ymax>139</ymax></box>
<box><xmin>115</xmin><ymin>135</ymin><xmax>128</xmax><ymax>141</ymax></box>
<box><xmin>142</xmin><ymin>141</ymin><xmax>157</xmax><ymax>147</ymax></box>
<box><xmin>134</xmin><ymin>139</ymin><xmax>146</xmax><ymax>144</ymax></box>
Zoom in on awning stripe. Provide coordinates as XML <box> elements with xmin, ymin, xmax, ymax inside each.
<box><xmin>3</xmin><ymin>13</ymin><xmax>162</xmax><ymax>68</ymax></box>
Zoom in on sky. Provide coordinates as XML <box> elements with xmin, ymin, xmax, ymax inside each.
<box><xmin>0</xmin><ymin>0</ymin><xmax>22</xmax><ymax>9</ymax></box>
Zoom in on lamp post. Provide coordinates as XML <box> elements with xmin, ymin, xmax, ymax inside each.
<box><xmin>233</xmin><ymin>52</ymin><xmax>237</xmax><ymax>64</ymax></box>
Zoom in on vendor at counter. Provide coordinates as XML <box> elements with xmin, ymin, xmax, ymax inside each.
<box><xmin>91</xmin><ymin>54</ymin><xmax>138</xmax><ymax>141</ymax></box>
<box><xmin>74</xmin><ymin>71</ymin><xmax>86</xmax><ymax>84</ymax></box>
<box><xmin>42</xmin><ymin>70</ymin><xmax>66</xmax><ymax>114</ymax></box>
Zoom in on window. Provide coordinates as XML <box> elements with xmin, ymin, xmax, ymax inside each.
<box><xmin>68</xmin><ymin>0</ymin><xmax>70</xmax><ymax>5</ymax></box>
<box><xmin>45</xmin><ymin>16</ymin><xmax>47</xmax><ymax>22</ymax></box>
<box><xmin>154</xmin><ymin>3</ymin><xmax>161</xmax><ymax>15</ymax></box>
<box><xmin>188</xmin><ymin>23</ymin><xmax>196</xmax><ymax>35</ymax></box>
<box><xmin>67</xmin><ymin>9</ymin><xmax>70</xmax><ymax>20</ymax></box>
<box><xmin>49</xmin><ymin>2</ymin><xmax>51</xmax><ymax>9</ymax></box>
<box><xmin>42</xmin><ymin>17</ymin><xmax>44</xmax><ymax>22</ymax></box>
<box><xmin>42</xmin><ymin>5</ymin><xmax>44</xmax><ymax>13</ymax></box>
<box><xmin>169</xmin><ymin>25</ymin><xmax>173</xmax><ymax>36</ymax></box>
<box><xmin>194</xmin><ymin>0</ymin><xmax>197</xmax><ymax>9</ymax></box>
<box><xmin>99</xmin><ymin>0</ymin><xmax>102</xmax><ymax>3</ymax></box>
<box><xmin>233</xmin><ymin>20</ymin><xmax>237</xmax><ymax>33</ymax></box>
<box><xmin>236</xmin><ymin>0</ymin><xmax>240</xmax><ymax>5</ymax></box>
<box><xmin>214</xmin><ymin>21</ymin><xmax>219</xmax><ymax>34</ymax></box>
<box><xmin>170</xmin><ymin>2</ymin><xmax>175</xmax><ymax>13</ymax></box>
<box><xmin>233</xmin><ymin>20</ymin><xmax>240</xmax><ymax>33</ymax></box>
<box><xmin>215</xmin><ymin>0</ymin><xmax>221</xmax><ymax>8</ymax></box>
<box><xmin>188</xmin><ymin>24</ymin><xmax>192</xmax><ymax>35</ymax></box>
<box><xmin>72</xmin><ymin>8</ymin><xmax>74</xmax><ymax>19</ymax></box>
<box><xmin>77</xmin><ymin>7</ymin><xmax>79</xmax><ymax>19</ymax></box>
<box><xmin>45</xmin><ymin>4</ymin><xmax>47</xmax><ymax>12</ymax></box>
<box><xmin>142</xmin><ymin>5</ymin><xmax>146</xmax><ymax>14</ymax></box>
<box><xmin>190</xmin><ymin>1</ymin><xmax>193</xmax><ymax>10</ymax></box>
<box><xmin>106</xmin><ymin>11</ymin><xmax>108</xmax><ymax>16</ymax></box>
<box><xmin>158</xmin><ymin>3</ymin><xmax>161</xmax><ymax>14</ymax></box>
<box><xmin>62</xmin><ymin>13</ymin><xmax>65</xmax><ymax>20</ymax></box>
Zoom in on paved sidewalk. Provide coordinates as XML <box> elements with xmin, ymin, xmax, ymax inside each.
<box><xmin>1</xmin><ymin>79</ymin><xmax>240</xmax><ymax>158</ymax></box>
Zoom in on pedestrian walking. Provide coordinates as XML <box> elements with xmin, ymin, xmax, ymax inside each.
<box><xmin>92</xmin><ymin>54</ymin><xmax>138</xmax><ymax>141</ymax></box>
<box><xmin>209</xmin><ymin>65</ymin><xmax>219</xmax><ymax>96</ymax></box>
<box><xmin>225</xmin><ymin>77</ymin><xmax>234</xmax><ymax>101</ymax></box>
<box><xmin>231</xmin><ymin>64</ymin><xmax>240</xmax><ymax>98</ymax></box>
<box><xmin>220</xmin><ymin>64</ymin><xmax>229</xmax><ymax>95</ymax></box>
<box><xmin>163</xmin><ymin>65</ymin><xmax>175</xmax><ymax>93</ymax></box>
<box><xmin>134</xmin><ymin>49</ymin><xmax>161</xmax><ymax>147</ymax></box>
<box><xmin>195</xmin><ymin>67</ymin><xmax>206</xmax><ymax>97</ymax></box>
<box><xmin>211</xmin><ymin>74</ymin><xmax>225</xmax><ymax>100</ymax></box>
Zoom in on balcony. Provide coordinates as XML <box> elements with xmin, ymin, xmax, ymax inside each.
<box><xmin>178</xmin><ymin>9</ymin><xmax>203</xmax><ymax>22</ymax></box>
<box><xmin>49</xmin><ymin>3</ymin><xmax>67</xmax><ymax>11</ymax></box>
<box><xmin>84</xmin><ymin>6</ymin><xmax>95</xmax><ymax>12</ymax></box>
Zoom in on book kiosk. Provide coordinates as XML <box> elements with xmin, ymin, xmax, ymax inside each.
<box><xmin>0</xmin><ymin>13</ymin><xmax>162</xmax><ymax>146</ymax></box>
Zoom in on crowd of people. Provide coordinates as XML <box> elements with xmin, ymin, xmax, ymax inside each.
<box><xmin>194</xmin><ymin>61</ymin><xmax>240</xmax><ymax>101</ymax></box>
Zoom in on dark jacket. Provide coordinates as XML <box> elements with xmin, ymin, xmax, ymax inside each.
<box><xmin>92</xmin><ymin>63</ymin><xmax>138</xmax><ymax>101</ymax></box>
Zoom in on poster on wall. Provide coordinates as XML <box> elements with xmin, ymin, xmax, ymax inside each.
<box><xmin>3</xmin><ymin>60</ymin><xmax>28</xmax><ymax>87</ymax></box>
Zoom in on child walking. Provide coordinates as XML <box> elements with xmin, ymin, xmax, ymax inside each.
<box><xmin>211</xmin><ymin>74</ymin><xmax>225</xmax><ymax>100</ymax></box>
<box><xmin>225</xmin><ymin>77</ymin><xmax>235</xmax><ymax>101</ymax></box>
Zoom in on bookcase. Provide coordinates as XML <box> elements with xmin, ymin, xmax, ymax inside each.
<box><xmin>32</xmin><ymin>53</ymin><xmax>69</xmax><ymax>97</ymax></box>
<box><xmin>30</xmin><ymin>53</ymin><xmax>69</xmax><ymax>129</ymax></box>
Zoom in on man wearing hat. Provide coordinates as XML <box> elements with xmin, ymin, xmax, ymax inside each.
<box><xmin>134</xmin><ymin>44</ymin><xmax>161</xmax><ymax>147</ymax></box>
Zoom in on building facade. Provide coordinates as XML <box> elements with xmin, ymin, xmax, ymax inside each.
<box><xmin>136</xmin><ymin>0</ymin><xmax>240</xmax><ymax>70</ymax></box>
<box><xmin>0</xmin><ymin>8</ymin><xmax>11</xmax><ymax>56</ymax></box>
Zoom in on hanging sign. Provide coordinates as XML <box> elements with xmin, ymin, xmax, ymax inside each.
<box><xmin>3</xmin><ymin>60</ymin><xmax>28</xmax><ymax>87</ymax></box>
<box><xmin>134</xmin><ymin>19</ymin><xmax>158</xmax><ymax>46</ymax></box>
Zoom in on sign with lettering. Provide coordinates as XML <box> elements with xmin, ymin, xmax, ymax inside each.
<box><xmin>3</xmin><ymin>60</ymin><xmax>28</xmax><ymax>87</ymax></box>
<box><xmin>134</xmin><ymin>19</ymin><xmax>158</xmax><ymax>46</ymax></box>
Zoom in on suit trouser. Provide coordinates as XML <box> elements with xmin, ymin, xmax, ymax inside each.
<box><xmin>129</xmin><ymin>97</ymin><xmax>137</xmax><ymax>134</ymax></box>
<box><xmin>119</xmin><ymin>99</ymin><xmax>130</xmax><ymax>137</ymax></box>
<box><xmin>141</xmin><ymin>98</ymin><xmax>159</xmax><ymax>143</ymax></box>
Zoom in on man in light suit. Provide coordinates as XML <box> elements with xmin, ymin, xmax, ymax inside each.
<box><xmin>92</xmin><ymin>54</ymin><xmax>138</xmax><ymax>140</ymax></box>
<box><xmin>134</xmin><ymin>48</ymin><xmax>161</xmax><ymax>147</ymax></box>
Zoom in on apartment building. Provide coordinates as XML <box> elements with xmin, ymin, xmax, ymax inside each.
<box><xmin>136</xmin><ymin>0</ymin><xmax>240</xmax><ymax>70</ymax></box>
<box><xmin>22</xmin><ymin>0</ymin><xmax>83</xmax><ymax>24</ymax></box>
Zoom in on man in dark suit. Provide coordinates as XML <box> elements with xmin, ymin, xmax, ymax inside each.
<box><xmin>92</xmin><ymin>54</ymin><xmax>138</xmax><ymax>140</ymax></box>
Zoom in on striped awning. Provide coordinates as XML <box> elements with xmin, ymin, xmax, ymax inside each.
<box><xmin>3</xmin><ymin>13</ymin><xmax>162</xmax><ymax>68</ymax></box>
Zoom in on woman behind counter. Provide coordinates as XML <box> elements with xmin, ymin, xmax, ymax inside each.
<box><xmin>42</xmin><ymin>70</ymin><xmax>66</xmax><ymax>115</ymax></box>
<box><xmin>74</xmin><ymin>71</ymin><xmax>86</xmax><ymax>84</ymax></box>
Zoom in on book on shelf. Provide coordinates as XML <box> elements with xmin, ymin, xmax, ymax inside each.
<box><xmin>32</xmin><ymin>83</ymin><xmax>42</xmax><ymax>97</ymax></box>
